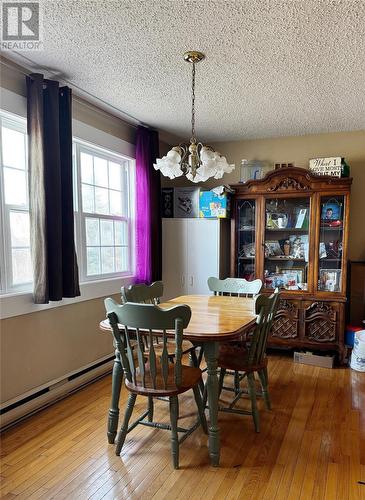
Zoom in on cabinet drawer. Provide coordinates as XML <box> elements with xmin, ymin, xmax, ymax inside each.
<box><xmin>303</xmin><ymin>301</ymin><xmax>339</xmax><ymax>343</ymax></box>
<box><xmin>271</xmin><ymin>299</ymin><xmax>300</xmax><ymax>340</ymax></box>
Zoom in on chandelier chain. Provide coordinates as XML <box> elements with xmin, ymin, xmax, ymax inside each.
<box><xmin>191</xmin><ymin>62</ymin><xmax>196</xmax><ymax>142</ymax></box>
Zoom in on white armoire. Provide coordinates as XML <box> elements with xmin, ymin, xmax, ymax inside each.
<box><xmin>162</xmin><ymin>218</ymin><xmax>230</xmax><ymax>300</ymax></box>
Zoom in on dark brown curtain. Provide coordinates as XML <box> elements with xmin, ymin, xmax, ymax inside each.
<box><xmin>26</xmin><ymin>73</ymin><xmax>80</xmax><ymax>303</ymax></box>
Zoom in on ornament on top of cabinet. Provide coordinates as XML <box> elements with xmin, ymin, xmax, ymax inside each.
<box><xmin>309</xmin><ymin>157</ymin><xmax>350</xmax><ymax>178</ymax></box>
<box><xmin>239</xmin><ymin>159</ymin><xmax>273</xmax><ymax>183</ymax></box>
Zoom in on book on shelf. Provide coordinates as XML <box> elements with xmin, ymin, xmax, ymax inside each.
<box><xmin>295</xmin><ymin>208</ymin><xmax>308</xmax><ymax>229</ymax></box>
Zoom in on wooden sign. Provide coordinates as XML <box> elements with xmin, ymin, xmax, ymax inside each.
<box><xmin>309</xmin><ymin>157</ymin><xmax>342</xmax><ymax>177</ymax></box>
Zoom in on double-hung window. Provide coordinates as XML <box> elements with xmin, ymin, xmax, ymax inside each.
<box><xmin>0</xmin><ymin>111</ymin><xmax>32</xmax><ymax>293</ymax></box>
<box><xmin>0</xmin><ymin>109</ymin><xmax>134</xmax><ymax>296</ymax></box>
<box><xmin>72</xmin><ymin>140</ymin><xmax>132</xmax><ymax>282</ymax></box>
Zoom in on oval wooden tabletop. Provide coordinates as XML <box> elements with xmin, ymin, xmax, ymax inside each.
<box><xmin>159</xmin><ymin>295</ymin><xmax>257</xmax><ymax>342</ymax></box>
<box><xmin>100</xmin><ymin>294</ymin><xmax>257</xmax><ymax>343</ymax></box>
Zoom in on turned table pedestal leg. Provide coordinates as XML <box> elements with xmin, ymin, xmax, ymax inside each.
<box><xmin>204</xmin><ymin>341</ymin><xmax>220</xmax><ymax>467</ymax></box>
<box><xmin>107</xmin><ymin>349</ymin><xmax>123</xmax><ymax>444</ymax></box>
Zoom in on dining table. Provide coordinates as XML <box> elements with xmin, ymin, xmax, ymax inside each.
<box><xmin>100</xmin><ymin>294</ymin><xmax>257</xmax><ymax>466</ymax></box>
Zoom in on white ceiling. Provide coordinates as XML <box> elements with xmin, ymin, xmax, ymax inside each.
<box><xmin>8</xmin><ymin>0</ymin><xmax>365</xmax><ymax>142</ymax></box>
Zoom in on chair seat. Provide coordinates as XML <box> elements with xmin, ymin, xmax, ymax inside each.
<box><xmin>152</xmin><ymin>339</ymin><xmax>194</xmax><ymax>356</ymax></box>
<box><xmin>218</xmin><ymin>344</ymin><xmax>268</xmax><ymax>373</ymax></box>
<box><xmin>125</xmin><ymin>363</ymin><xmax>202</xmax><ymax>397</ymax></box>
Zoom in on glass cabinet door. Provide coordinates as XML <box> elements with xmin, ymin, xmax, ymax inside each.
<box><xmin>264</xmin><ymin>197</ymin><xmax>310</xmax><ymax>290</ymax></box>
<box><xmin>317</xmin><ymin>195</ymin><xmax>344</xmax><ymax>292</ymax></box>
<box><xmin>236</xmin><ymin>199</ymin><xmax>256</xmax><ymax>280</ymax></box>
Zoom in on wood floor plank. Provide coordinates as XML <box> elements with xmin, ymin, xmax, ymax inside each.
<box><xmin>1</xmin><ymin>354</ymin><xmax>364</xmax><ymax>500</ymax></box>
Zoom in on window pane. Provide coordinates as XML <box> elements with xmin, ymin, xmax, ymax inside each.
<box><xmin>95</xmin><ymin>187</ymin><xmax>109</xmax><ymax>214</ymax></box>
<box><xmin>100</xmin><ymin>219</ymin><xmax>114</xmax><ymax>245</ymax></box>
<box><xmin>109</xmin><ymin>162</ymin><xmax>122</xmax><ymax>191</ymax></box>
<box><xmin>87</xmin><ymin>247</ymin><xmax>101</xmax><ymax>275</ymax></box>
<box><xmin>82</xmin><ymin>184</ymin><xmax>95</xmax><ymax>213</ymax></box>
<box><xmin>115</xmin><ymin>246</ymin><xmax>128</xmax><ymax>272</ymax></box>
<box><xmin>2</xmin><ymin>127</ymin><xmax>26</xmax><ymax>170</ymax></box>
<box><xmin>4</xmin><ymin>168</ymin><xmax>27</xmax><ymax>205</ymax></box>
<box><xmin>114</xmin><ymin>220</ymin><xmax>128</xmax><ymax>245</ymax></box>
<box><xmin>101</xmin><ymin>246</ymin><xmax>114</xmax><ymax>273</ymax></box>
<box><xmin>80</xmin><ymin>152</ymin><xmax>93</xmax><ymax>184</ymax></box>
<box><xmin>85</xmin><ymin>218</ymin><xmax>100</xmax><ymax>245</ymax></box>
<box><xmin>94</xmin><ymin>157</ymin><xmax>108</xmax><ymax>187</ymax></box>
<box><xmin>12</xmin><ymin>248</ymin><xmax>32</xmax><ymax>284</ymax></box>
<box><xmin>109</xmin><ymin>190</ymin><xmax>123</xmax><ymax>216</ymax></box>
<box><xmin>10</xmin><ymin>211</ymin><xmax>30</xmax><ymax>247</ymax></box>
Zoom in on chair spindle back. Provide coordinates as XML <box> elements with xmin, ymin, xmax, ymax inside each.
<box><xmin>207</xmin><ymin>277</ymin><xmax>262</xmax><ymax>297</ymax></box>
<box><xmin>105</xmin><ymin>299</ymin><xmax>191</xmax><ymax>389</ymax></box>
<box><xmin>121</xmin><ymin>281</ymin><xmax>163</xmax><ymax>305</ymax></box>
<box><xmin>248</xmin><ymin>290</ymin><xmax>280</xmax><ymax>365</ymax></box>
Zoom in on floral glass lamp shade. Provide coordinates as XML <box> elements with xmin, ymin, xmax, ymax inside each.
<box><xmin>153</xmin><ymin>51</ymin><xmax>235</xmax><ymax>183</ymax></box>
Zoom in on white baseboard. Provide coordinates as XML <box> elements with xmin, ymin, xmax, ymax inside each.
<box><xmin>0</xmin><ymin>355</ymin><xmax>114</xmax><ymax>430</ymax></box>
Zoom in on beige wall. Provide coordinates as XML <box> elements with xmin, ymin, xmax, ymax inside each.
<box><xmin>162</xmin><ymin>130</ymin><xmax>365</xmax><ymax>260</ymax></box>
<box><xmin>0</xmin><ymin>296</ymin><xmax>118</xmax><ymax>402</ymax></box>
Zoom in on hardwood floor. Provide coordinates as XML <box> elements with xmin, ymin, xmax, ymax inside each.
<box><xmin>1</xmin><ymin>354</ymin><xmax>364</xmax><ymax>499</ymax></box>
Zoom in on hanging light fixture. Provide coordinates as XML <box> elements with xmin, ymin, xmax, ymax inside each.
<box><xmin>154</xmin><ymin>51</ymin><xmax>235</xmax><ymax>183</ymax></box>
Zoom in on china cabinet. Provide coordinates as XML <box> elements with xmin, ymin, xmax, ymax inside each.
<box><xmin>230</xmin><ymin>167</ymin><xmax>352</xmax><ymax>363</ymax></box>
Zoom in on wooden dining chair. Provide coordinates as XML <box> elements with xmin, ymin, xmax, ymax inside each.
<box><xmin>207</xmin><ymin>277</ymin><xmax>263</xmax><ymax>392</ymax></box>
<box><xmin>216</xmin><ymin>290</ymin><xmax>280</xmax><ymax>432</ymax></box>
<box><xmin>207</xmin><ymin>276</ymin><xmax>263</xmax><ymax>297</ymax></box>
<box><xmin>121</xmin><ymin>281</ymin><xmax>198</xmax><ymax>365</ymax></box>
<box><xmin>104</xmin><ymin>299</ymin><xmax>207</xmax><ymax>469</ymax></box>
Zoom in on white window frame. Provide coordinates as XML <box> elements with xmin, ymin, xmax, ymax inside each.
<box><xmin>73</xmin><ymin>138</ymin><xmax>134</xmax><ymax>282</ymax></box>
<box><xmin>0</xmin><ymin>110</ymin><xmax>32</xmax><ymax>294</ymax></box>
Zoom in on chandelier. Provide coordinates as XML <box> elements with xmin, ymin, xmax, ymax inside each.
<box><xmin>154</xmin><ymin>51</ymin><xmax>235</xmax><ymax>183</ymax></box>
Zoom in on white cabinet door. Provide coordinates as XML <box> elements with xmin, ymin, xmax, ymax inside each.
<box><xmin>162</xmin><ymin>219</ymin><xmax>188</xmax><ymax>300</ymax></box>
<box><xmin>186</xmin><ymin>219</ymin><xmax>219</xmax><ymax>295</ymax></box>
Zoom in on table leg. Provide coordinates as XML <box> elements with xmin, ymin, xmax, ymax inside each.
<box><xmin>107</xmin><ymin>349</ymin><xmax>123</xmax><ymax>444</ymax></box>
<box><xmin>204</xmin><ymin>341</ymin><xmax>220</xmax><ymax>467</ymax></box>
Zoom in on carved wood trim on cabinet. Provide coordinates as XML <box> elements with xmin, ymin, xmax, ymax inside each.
<box><xmin>271</xmin><ymin>299</ymin><xmax>299</xmax><ymax>339</ymax></box>
<box><xmin>304</xmin><ymin>301</ymin><xmax>337</xmax><ymax>343</ymax></box>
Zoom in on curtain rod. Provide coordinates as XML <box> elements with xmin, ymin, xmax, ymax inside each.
<box><xmin>1</xmin><ymin>53</ymin><xmax>151</xmax><ymax>130</ymax></box>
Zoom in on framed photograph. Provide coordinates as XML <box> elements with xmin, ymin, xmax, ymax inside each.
<box><xmin>265</xmin><ymin>272</ymin><xmax>299</xmax><ymax>290</ymax></box>
<box><xmin>264</xmin><ymin>240</ymin><xmax>282</xmax><ymax>257</ymax></box>
<box><xmin>319</xmin><ymin>269</ymin><xmax>342</xmax><ymax>292</ymax></box>
<box><xmin>240</xmin><ymin>243</ymin><xmax>255</xmax><ymax>257</ymax></box>
<box><xmin>319</xmin><ymin>242</ymin><xmax>327</xmax><ymax>259</ymax></box>
<box><xmin>289</xmin><ymin>234</ymin><xmax>309</xmax><ymax>261</ymax></box>
<box><xmin>276</xmin><ymin>265</ymin><xmax>304</xmax><ymax>284</ymax></box>
<box><xmin>321</xmin><ymin>201</ymin><xmax>342</xmax><ymax>221</ymax></box>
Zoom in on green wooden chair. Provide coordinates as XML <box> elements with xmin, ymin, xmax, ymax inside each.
<box><xmin>104</xmin><ymin>299</ymin><xmax>207</xmax><ymax>469</ymax></box>
<box><xmin>121</xmin><ymin>281</ymin><xmax>199</xmax><ymax>365</ymax></box>
<box><xmin>215</xmin><ymin>290</ymin><xmax>280</xmax><ymax>432</ymax></box>
<box><xmin>207</xmin><ymin>276</ymin><xmax>263</xmax><ymax>297</ymax></box>
<box><xmin>207</xmin><ymin>277</ymin><xmax>263</xmax><ymax>392</ymax></box>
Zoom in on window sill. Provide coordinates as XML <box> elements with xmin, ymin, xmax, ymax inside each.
<box><xmin>0</xmin><ymin>275</ymin><xmax>134</xmax><ymax>319</ymax></box>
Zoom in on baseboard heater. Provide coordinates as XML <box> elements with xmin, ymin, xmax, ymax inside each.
<box><xmin>0</xmin><ymin>354</ymin><xmax>114</xmax><ymax>431</ymax></box>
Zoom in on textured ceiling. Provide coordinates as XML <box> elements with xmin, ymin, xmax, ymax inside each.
<box><xmin>8</xmin><ymin>0</ymin><xmax>365</xmax><ymax>141</ymax></box>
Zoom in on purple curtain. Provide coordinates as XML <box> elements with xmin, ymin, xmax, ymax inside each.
<box><xmin>135</xmin><ymin>126</ymin><xmax>161</xmax><ymax>283</ymax></box>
